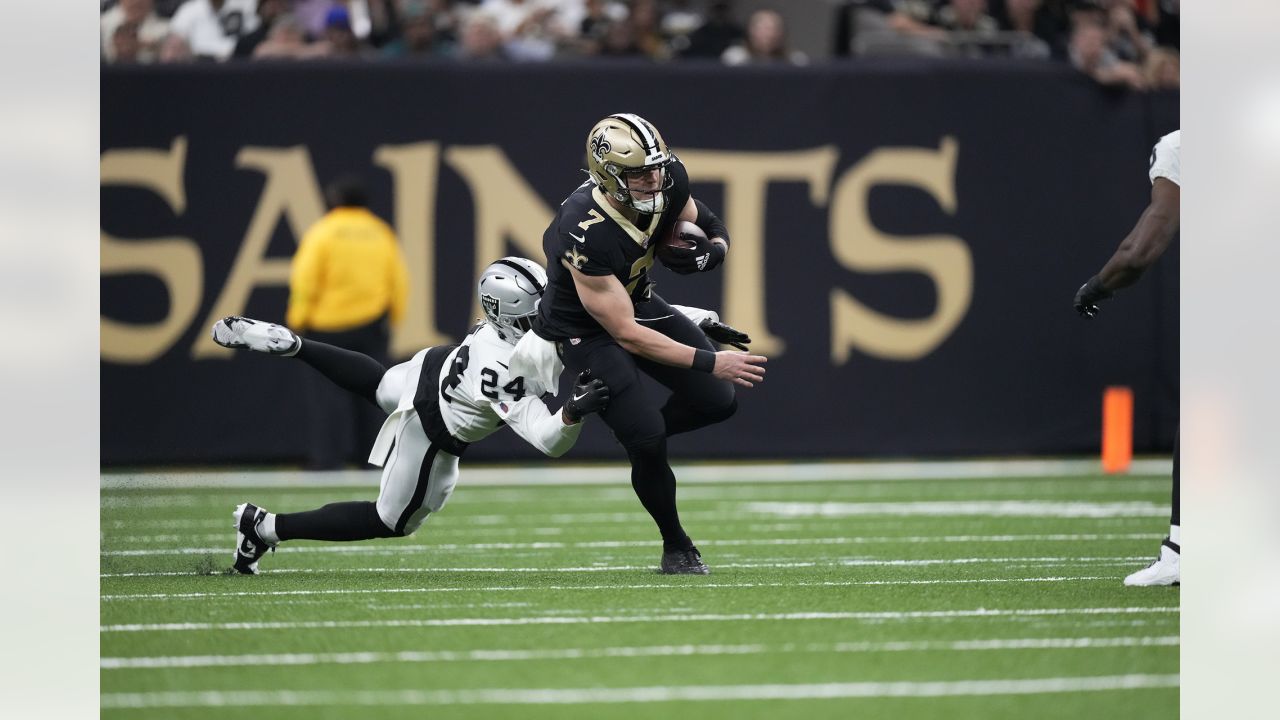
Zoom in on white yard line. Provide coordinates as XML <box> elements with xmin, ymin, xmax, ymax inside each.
<box><xmin>100</xmin><ymin>575</ymin><xmax>1121</xmax><ymax>601</ymax></box>
<box><xmin>100</xmin><ymin>606</ymin><xmax>1179</xmax><ymax>633</ymax></box>
<box><xmin>100</xmin><ymin>532</ymin><xmax>1157</xmax><ymax>549</ymax></box>
<box><xmin>100</xmin><ymin>458</ymin><xmax>1174</xmax><ymax>490</ymax></box>
<box><xmin>100</xmin><ymin>636</ymin><xmax>1179</xmax><ymax>670</ymax></box>
<box><xmin>99</xmin><ymin>673</ymin><xmax>1179</xmax><ymax>707</ymax></box>
<box><xmin>100</xmin><ymin>556</ymin><xmax>1146</xmax><ymax>574</ymax></box>
<box><xmin>743</xmin><ymin>501</ymin><xmax>1168</xmax><ymax>519</ymax></box>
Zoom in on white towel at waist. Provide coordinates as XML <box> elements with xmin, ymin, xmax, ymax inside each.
<box><xmin>509</xmin><ymin>331</ymin><xmax>564</xmax><ymax>397</ymax></box>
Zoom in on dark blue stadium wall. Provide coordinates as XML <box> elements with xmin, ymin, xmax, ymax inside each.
<box><xmin>101</xmin><ymin>60</ymin><xmax>1179</xmax><ymax>465</ymax></box>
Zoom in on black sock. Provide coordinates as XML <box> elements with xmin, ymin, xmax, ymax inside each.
<box><xmin>661</xmin><ymin>398</ymin><xmax>737</xmax><ymax>437</ymax></box>
<box><xmin>1170</xmin><ymin>432</ymin><xmax>1180</xmax><ymax>527</ymax></box>
<box><xmin>625</xmin><ymin>436</ymin><xmax>693</xmax><ymax>551</ymax></box>
<box><xmin>295</xmin><ymin>340</ymin><xmax>387</xmax><ymax>407</ymax></box>
<box><xmin>275</xmin><ymin>501</ymin><xmax>398</xmax><ymax>541</ymax></box>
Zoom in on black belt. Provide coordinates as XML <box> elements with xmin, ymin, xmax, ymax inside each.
<box><xmin>412</xmin><ymin>345</ymin><xmax>470</xmax><ymax>458</ymax></box>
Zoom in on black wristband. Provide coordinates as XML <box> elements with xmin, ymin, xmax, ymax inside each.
<box><xmin>693</xmin><ymin>199</ymin><xmax>730</xmax><ymax>247</ymax></box>
<box><xmin>692</xmin><ymin>348</ymin><xmax>716</xmax><ymax>373</ymax></box>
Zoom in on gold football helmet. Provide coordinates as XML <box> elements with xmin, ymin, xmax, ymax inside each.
<box><xmin>585</xmin><ymin>113</ymin><xmax>675</xmax><ymax>214</ymax></box>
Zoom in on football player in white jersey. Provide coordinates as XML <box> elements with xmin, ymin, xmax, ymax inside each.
<box><xmin>1074</xmin><ymin>129</ymin><xmax>1181</xmax><ymax>586</ymax></box>
<box><xmin>211</xmin><ymin>257</ymin><xmax>610</xmax><ymax>574</ymax></box>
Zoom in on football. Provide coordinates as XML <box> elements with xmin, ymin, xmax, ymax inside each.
<box><xmin>656</xmin><ymin>220</ymin><xmax>705</xmax><ymax>266</ymax></box>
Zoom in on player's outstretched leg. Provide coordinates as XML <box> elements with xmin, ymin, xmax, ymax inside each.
<box><xmin>229</xmin><ymin>500</ymin><xmax>399</xmax><ymax>575</ymax></box>
<box><xmin>212</xmin><ymin>316</ymin><xmax>301</xmax><ymax>355</ymax></box>
<box><xmin>213</xmin><ymin>315</ymin><xmax>388</xmax><ymax>408</ymax></box>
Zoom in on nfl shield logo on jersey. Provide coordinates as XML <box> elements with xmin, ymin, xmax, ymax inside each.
<box><xmin>480</xmin><ymin>293</ymin><xmax>502</xmax><ymax>324</ymax></box>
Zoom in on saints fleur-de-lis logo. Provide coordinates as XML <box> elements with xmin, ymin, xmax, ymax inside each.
<box><xmin>566</xmin><ymin>247</ymin><xmax>589</xmax><ymax>270</ymax></box>
<box><xmin>590</xmin><ymin>132</ymin><xmax>611</xmax><ymax>163</ymax></box>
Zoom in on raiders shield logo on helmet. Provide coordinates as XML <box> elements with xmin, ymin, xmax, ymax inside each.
<box><xmin>480</xmin><ymin>293</ymin><xmax>502</xmax><ymax>324</ymax></box>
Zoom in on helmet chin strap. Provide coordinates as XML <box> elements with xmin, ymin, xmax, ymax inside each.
<box><xmin>631</xmin><ymin>192</ymin><xmax>665</xmax><ymax>214</ymax></box>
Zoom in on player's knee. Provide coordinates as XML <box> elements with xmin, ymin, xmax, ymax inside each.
<box><xmin>375</xmin><ymin>362</ymin><xmax>413</xmax><ymax>414</ymax></box>
<box><xmin>371</xmin><ymin>505</ymin><xmax>406</xmax><ymax>538</ymax></box>
<box><xmin>623</xmin><ymin>433</ymin><xmax>668</xmax><ymax>465</ymax></box>
<box><xmin>393</xmin><ymin>503</ymin><xmax>444</xmax><ymax>537</ymax></box>
<box><xmin>393</xmin><ymin>517</ymin><xmax>423</xmax><ymax>538</ymax></box>
<box><xmin>706</xmin><ymin>397</ymin><xmax>737</xmax><ymax>424</ymax></box>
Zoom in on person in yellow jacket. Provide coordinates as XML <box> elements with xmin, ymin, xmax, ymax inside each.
<box><xmin>287</xmin><ymin>176</ymin><xmax>409</xmax><ymax>469</ymax></box>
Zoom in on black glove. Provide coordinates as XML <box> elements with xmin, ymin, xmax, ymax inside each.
<box><xmin>1073</xmin><ymin>275</ymin><xmax>1114</xmax><ymax>318</ymax></box>
<box><xmin>562</xmin><ymin>370</ymin><xmax>610</xmax><ymax>423</ymax></box>
<box><xmin>663</xmin><ymin>237</ymin><xmax>726</xmax><ymax>275</ymax></box>
<box><xmin>699</xmin><ymin>318</ymin><xmax>751</xmax><ymax>351</ymax></box>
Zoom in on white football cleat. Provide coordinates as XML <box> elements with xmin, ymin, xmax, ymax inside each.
<box><xmin>212</xmin><ymin>316</ymin><xmax>300</xmax><ymax>356</ymax></box>
<box><xmin>231</xmin><ymin>502</ymin><xmax>275</xmax><ymax>575</ymax></box>
<box><xmin>1124</xmin><ymin>540</ymin><xmax>1180</xmax><ymax>587</ymax></box>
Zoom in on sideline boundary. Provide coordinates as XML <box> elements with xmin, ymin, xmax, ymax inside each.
<box><xmin>102</xmin><ymin>458</ymin><xmax>1173</xmax><ymax>489</ymax></box>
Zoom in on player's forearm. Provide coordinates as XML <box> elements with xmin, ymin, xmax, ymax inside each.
<box><xmin>612</xmin><ymin>322</ymin><xmax>698</xmax><ymax>368</ymax></box>
<box><xmin>692</xmin><ymin>199</ymin><xmax>731</xmax><ymax>249</ymax></box>
<box><xmin>535</xmin><ymin>412</ymin><xmax>583</xmax><ymax>457</ymax></box>
<box><xmin>576</xmin><ymin>272</ymin><xmax>700</xmax><ymax>367</ymax></box>
<box><xmin>1097</xmin><ymin>207</ymin><xmax>1179</xmax><ymax>291</ymax></box>
<box><xmin>510</xmin><ymin>403</ymin><xmax>584</xmax><ymax>457</ymax></box>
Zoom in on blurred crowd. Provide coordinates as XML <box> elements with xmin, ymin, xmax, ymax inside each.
<box><xmin>101</xmin><ymin>0</ymin><xmax>1178</xmax><ymax>89</ymax></box>
<box><xmin>837</xmin><ymin>0</ymin><xmax>1178</xmax><ymax>89</ymax></box>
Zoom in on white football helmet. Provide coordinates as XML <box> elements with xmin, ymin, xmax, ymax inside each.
<box><xmin>477</xmin><ymin>257</ymin><xmax>547</xmax><ymax>344</ymax></box>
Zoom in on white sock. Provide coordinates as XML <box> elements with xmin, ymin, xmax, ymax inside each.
<box><xmin>1169</xmin><ymin>524</ymin><xmax>1180</xmax><ymax>548</ymax></box>
<box><xmin>258</xmin><ymin>512</ymin><xmax>280</xmax><ymax>545</ymax></box>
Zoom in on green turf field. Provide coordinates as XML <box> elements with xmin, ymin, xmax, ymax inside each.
<box><xmin>100</xmin><ymin>464</ymin><xmax>1179</xmax><ymax>719</ymax></box>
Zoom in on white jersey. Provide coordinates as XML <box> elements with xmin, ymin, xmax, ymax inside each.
<box><xmin>371</xmin><ymin>323</ymin><xmax>581</xmax><ymax>461</ymax></box>
<box><xmin>438</xmin><ymin>322</ymin><xmax>577</xmax><ymax>449</ymax></box>
<box><xmin>1149</xmin><ymin>130</ymin><xmax>1180</xmax><ymax>187</ymax></box>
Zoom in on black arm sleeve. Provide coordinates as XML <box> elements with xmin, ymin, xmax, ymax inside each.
<box><xmin>693</xmin><ymin>199</ymin><xmax>730</xmax><ymax>247</ymax></box>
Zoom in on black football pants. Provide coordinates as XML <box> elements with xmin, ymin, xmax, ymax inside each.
<box><xmin>558</xmin><ymin>294</ymin><xmax>737</xmax><ymax>551</ymax></box>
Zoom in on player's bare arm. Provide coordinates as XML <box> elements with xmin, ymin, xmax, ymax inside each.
<box><xmin>1075</xmin><ymin>177</ymin><xmax>1180</xmax><ymax>318</ymax></box>
<box><xmin>1096</xmin><ymin>177</ymin><xmax>1180</xmax><ymax>291</ymax></box>
<box><xmin>564</xmin><ymin>259</ymin><xmax>767</xmax><ymax>388</ymax></box>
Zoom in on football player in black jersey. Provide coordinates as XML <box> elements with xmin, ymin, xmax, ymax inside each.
<box><xmin>532</xmin><ymin>113</ymin><xmax>768</xmax><ymax>574</ymax></box>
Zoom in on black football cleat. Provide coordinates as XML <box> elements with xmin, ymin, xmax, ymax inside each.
<box><xmin>660</xmin><ymin>546</ymin><xmax>710</xmax><ymax>575</ymax></box>
<box><xmin>231</xmin><ymin>502</ymin><xmax>274</xmax><ymax>575</ymax></box>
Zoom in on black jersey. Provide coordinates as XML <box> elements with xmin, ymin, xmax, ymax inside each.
<box><xmin>535</xmin><ymin>158</ymin><xmax>691</xmax><ymax>341</ymax></box>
